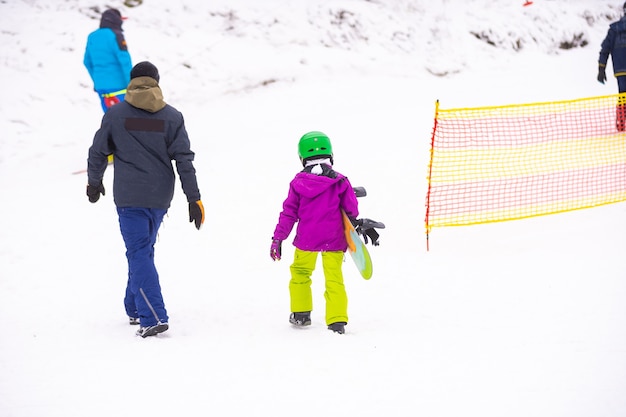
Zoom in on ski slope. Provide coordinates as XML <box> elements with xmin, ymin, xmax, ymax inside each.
<box><xmin>1</xmin><ymin>1</ymin><xmax>625</xmax><ymax>416</ymax></box>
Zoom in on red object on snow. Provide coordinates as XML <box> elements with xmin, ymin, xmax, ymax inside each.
<box><xmin>523</xmin><ymin>1</ymin><xmax>533</xmax><ymax>6</ymax></box>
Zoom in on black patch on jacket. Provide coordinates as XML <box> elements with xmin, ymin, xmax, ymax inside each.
<box><xmin>125</xmin><ymin>118</ymin><xmax>165</xmax><ymax>132</ymax></box>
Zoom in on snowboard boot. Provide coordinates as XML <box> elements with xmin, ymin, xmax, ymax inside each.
<box><xmin>136</xmin><ymin>322</ymin><xmax>169</xmax><ymax>338</ymax></box>
<box><xmin>289</xmin><ymin>312</ymin><xmax>311</xmax><ymax>327</ymax></box>
<box><xmin>328</xmin><ymin>322</ymin><xmax>347</xmax><ymax>334</ymax></box>
<box><xmin>129</xmin><ymin>317</ymin><xmax>140</xmax><ymax>325</ymax></box>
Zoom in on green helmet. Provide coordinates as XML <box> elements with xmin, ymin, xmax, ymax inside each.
<box><xmin>298</xmin><ymin>131</ymin><xmax>333</xmax><ymax>163</ymax></box>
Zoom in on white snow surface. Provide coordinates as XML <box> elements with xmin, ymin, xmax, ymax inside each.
<box><xmin>1</xmin><ymin>0</ymin><xmax>626</xmax><ymax>416</ymax></box>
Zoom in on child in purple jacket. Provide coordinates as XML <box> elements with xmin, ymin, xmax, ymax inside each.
<box><xmin>270</xmin><ymin>131</ymin><xmax>359</xmax><ymax>334</ymax></box>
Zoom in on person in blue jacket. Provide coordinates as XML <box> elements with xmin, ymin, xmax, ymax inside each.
<box><xmin>84</xmin><ymin>8</ymin><xmax>132</xmax><ymax>113</ymax></box>
<box><xmin>86</xmin><ymin>62</ymin><xmax>205</xmax><ymax>338</ymax></box>
<box><xmin>598</xmin><ymin>2</ymin><xmax>626</xmax><ymax>131</ymax></box>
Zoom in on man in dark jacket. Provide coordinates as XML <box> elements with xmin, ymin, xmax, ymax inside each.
<box><xmin>86</xmin><ymin>61</ymin><xmax>205</xmax><ymax>338</ymax></box>
<box><xmin>84</xmin><ymin>8</ymin><xmax>133</xmax><ymax>112</ymax></box>
<box><xmin>598</xmin><ymin>2</ymin><xmax>626</xmax><ymax>131</ymax></box>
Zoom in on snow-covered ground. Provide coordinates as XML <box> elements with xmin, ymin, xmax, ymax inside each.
<box><xmin>1</xmin><ymin>1</ymin><xmax>625</xmax><ymax>416</ymax></box>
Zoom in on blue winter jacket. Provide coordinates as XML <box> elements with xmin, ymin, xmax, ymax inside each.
<box><xmin>599</xmin><ymin>16</ymin><xmax>626</xmax><ymax>77</ymax></box>
<box><xmin>87</xmin><ymin>77</ymin><xmax>201</xmax><ymax>209</ymax></box>
<box><xmin>83</xmin><ymin>9</ymin><xmax>132</xmax><ymax>91</ymax></box>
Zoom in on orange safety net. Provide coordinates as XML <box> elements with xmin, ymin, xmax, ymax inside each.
<box><xmin>425</xmin><ymin>94</ymin><xmax>626</xmax><ymax>239</ymax></box>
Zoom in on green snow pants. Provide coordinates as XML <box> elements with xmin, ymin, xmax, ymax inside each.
<box><xmin>289</xmin><ymin>249</ymin><xmax>348</xmax><ymax>325</ymax></box>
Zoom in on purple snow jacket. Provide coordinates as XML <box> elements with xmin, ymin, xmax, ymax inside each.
<box><xmin>273</xmin><ymin>163</ymin><xmax>359</xmax><ymax>252</ymax></box>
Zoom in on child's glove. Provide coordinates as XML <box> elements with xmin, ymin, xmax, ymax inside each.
<box><xmin>352</xmin><ymin>218</ymin><xmax>386</xmax><ymax>246</ymax></box>
<box><xmin>270</xmin><ymin>239</ymin><xmax>282</xmax><ymax>261</ymax></box>
<box><xmin>359</xmin><ymin>227</ymin><xmax>380</xmax><ymax>246</ymax></box>
<box><xmin>86</xmin><ymin>182</ymin><xmax>105</xmax><ymax>203</ymax></box>
<box><xmin>189</xmin><ymin>200</ymin><xmax>205</xmax><ymax>230</ymax></box>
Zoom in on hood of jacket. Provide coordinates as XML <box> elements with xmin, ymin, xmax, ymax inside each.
<box><xmin>100</xmin><ymin>9</ymin><xmax>123</xmax><ymax>31</ymax></box>
<box><xmin>291</xmin><ymin>169</ymin><xmax>342</xmax><ymax>200</ymax></box>
<box><xmin>125</xmin><ymin>77</ymin><xmax>166</xmax><ymax>113</ymax></box>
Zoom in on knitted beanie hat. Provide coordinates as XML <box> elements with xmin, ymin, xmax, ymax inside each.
<box><xmin>130</xmin><ymin>61</ymin><xmax>160</xmax><ymax>82</ymax></box>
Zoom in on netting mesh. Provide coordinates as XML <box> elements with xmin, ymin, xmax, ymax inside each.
<box><xmin>425</xmin><ymin>94</ymin><xmax>626</xmax><ymax>235</ymax></box>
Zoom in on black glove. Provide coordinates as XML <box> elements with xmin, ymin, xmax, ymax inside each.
<box><xmin>352</xmin><ymin>218</ymin><xmax>386</xmax><ymax>246</ymax></box>
<box><xmin>86</xmin><ymin>182</ymin><xmax>105</xmax><ymax>203</ymax></box>
<box><xmin>598</xmin><ymin>66</ymin><xmax>607</xmax><ymax>84</ymax></box>
<box><xmin>359</xmin><ymin>227</ymin><xmax>380</xmax><ymax>246</ymax></box>
<box><xmin>189</xmin><ymin>200</ymin><xmax>205</xmax><ymax>230</ymax></box>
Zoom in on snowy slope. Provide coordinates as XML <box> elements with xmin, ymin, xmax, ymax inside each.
<box><xmin>1</xmin><ymin>1</ymin><xmax>626</xmax><ymax>417</ymax></box>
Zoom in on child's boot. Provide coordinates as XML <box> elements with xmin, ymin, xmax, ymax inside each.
<box><xmin>328</xmin><ymin>322</ymin><xmax>347</xmax><ymax>334</ymax></box>
<box><xmin>289</xmin><ymin>312</ymin><xmax>311</xmax><ymax>326</ymax></box>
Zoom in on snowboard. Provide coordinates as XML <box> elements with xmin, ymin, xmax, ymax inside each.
<box><xmin>342</xmin><ymin>210</ymin><xmax>373</xmax><ymax>280</ymax></box>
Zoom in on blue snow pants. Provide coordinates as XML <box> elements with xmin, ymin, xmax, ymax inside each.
<box><xmin>117</xmin><ymin>207</ymin><xmax>169</xmax><ymax>327</ymax></box>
